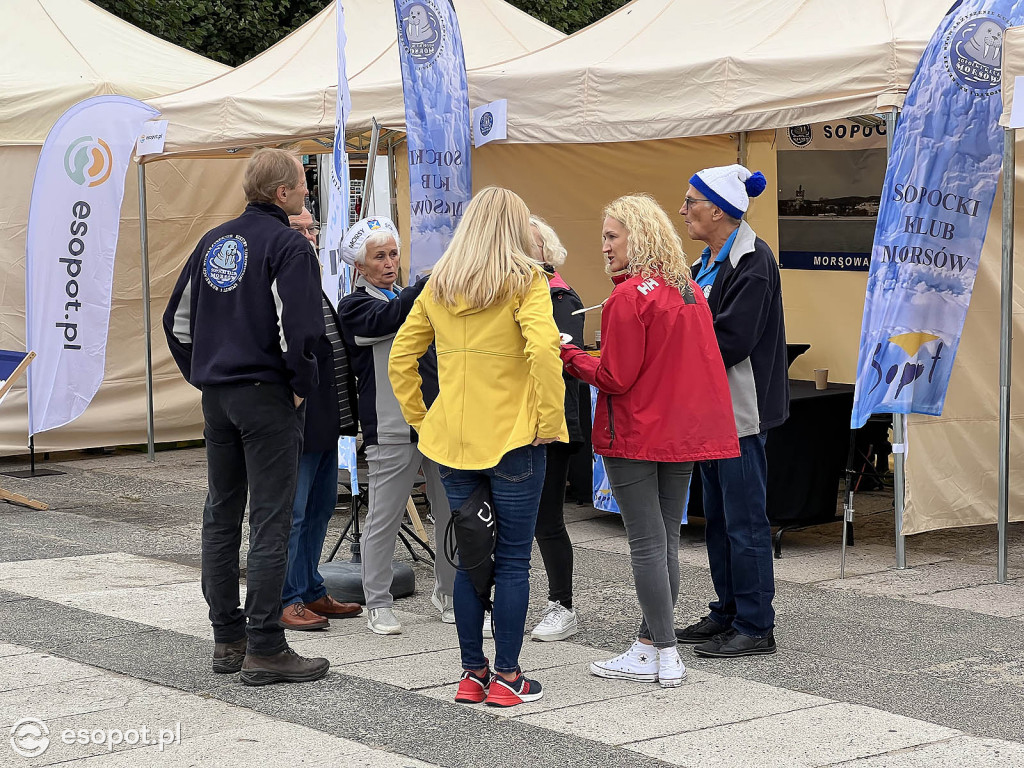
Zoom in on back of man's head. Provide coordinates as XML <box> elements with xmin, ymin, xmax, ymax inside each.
<box><xmin>243</xmin><ymin>148</ymin><xmax>302</xmax><ymax>205</ymax></box>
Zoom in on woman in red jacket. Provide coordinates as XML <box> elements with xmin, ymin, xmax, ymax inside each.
<box><xmin>560</xmin><ymin>194</ymin><xmax>739</xmax><ymax>688</ymax></box>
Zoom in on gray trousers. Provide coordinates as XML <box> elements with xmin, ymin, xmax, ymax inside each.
<box><xmin>604</xmin><ymin>457</ymin><xmax>694</xmax><ymax>648</ymax></box>
<box><xmin>362</xmin><ymin>442</ymin><xmax>455</xmax><ymax>609</ymax></box>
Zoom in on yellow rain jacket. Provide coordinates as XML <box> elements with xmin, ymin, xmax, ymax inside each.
<box><xmin>388</xmin><ymin>273</ymin><xmax>568</xmax><ymax>470</ymax></box>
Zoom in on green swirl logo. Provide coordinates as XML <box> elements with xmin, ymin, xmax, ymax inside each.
<box><xmin>64</xmin><ymin>136</ymin><xmax>113</xmax><ymax>187</ymax></box>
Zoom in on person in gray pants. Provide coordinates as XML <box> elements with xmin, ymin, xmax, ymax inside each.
<box><xmin>336</xmin><ymin>217</ymin><xmax>455</xmax><ymax>635</ymax></box>
<box><xmin>560</xmin><ymin>194</ymin><xmax>739</xmax><ymax>688</ymax></box>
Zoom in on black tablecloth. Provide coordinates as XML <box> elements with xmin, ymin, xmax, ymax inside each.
<box><xmin>687</xmin><ymin>380</ymin><xmax>854</xmax><ymax>526</ymax></box>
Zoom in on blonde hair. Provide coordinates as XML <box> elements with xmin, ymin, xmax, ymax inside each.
<box><xmin>529</xmin><ymin>216</ymin><xmax>567</xmax><ymax>268</ymax></box>
<box><xmin>429</xmin><ymin>187</ymin><xmax>542</xmax><ymax>309</ymax></box>
<box><xmin>243</xmin><ymin>148</ymin><xmax>303</xmax><ymax>204</ymax></box>
<box><xmin>603</xmin><ymin>194</ymin><xmax>692</xmax><ymax>292</ymax></box>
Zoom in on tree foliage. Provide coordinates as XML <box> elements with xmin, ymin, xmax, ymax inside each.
<box><xmin>95</xmin><ymin>0</ymin><xmax>630</xmax><ymax>66</ymax></box>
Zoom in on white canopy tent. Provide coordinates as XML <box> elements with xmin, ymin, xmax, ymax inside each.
<box><xmin>0</xmin><ymin>0</ymin><xmax>245</xmax><ymax>455</ymax></box>
<box><xmin>149</xmin><ymin>0</ymin><xmax>565</xmax><ymax>158</ymax></box>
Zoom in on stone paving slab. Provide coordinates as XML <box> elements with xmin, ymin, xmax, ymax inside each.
<box><xmin>830</xmin><ymin>736</ymin><xmax>1024</xmax><ymax>766</ymax></box>
<box><xmin>53</xmin><ymin>581</ymin><xmax>217</xmax><ymax>639</ymax></box>
<box><xmin>0</xmin><ymin>553</ymin><xmax>200</xmax><ymax>597</ymax></box>
<box><xmin>907</xmin><ymin>580</ymin><xmax>1024</xmax><ymax>618</ymax></box>
<box><xmin>0</xmin><ymin>670</ymin><xmax>153</xmax><ymax>728</ymax></box>
<box><xmin>627</xmin><ymin>702</ymin><xmax>959</xmax><ymax>767</ymax></box>
<box><xmin>818</xmin><ymin>561</ymin><xmax>1005</xmax><ymax>599</ymax></box>
<box><xmin>0</xmin><ymin>652</ymin><xmax>106</xmax><ymax>695</ymax></box>
<box><xmin>288</xmin><ymin>619</ymin><xmax>458</xmax><ymax>666</ymax></box>
<box><xmin>516</xmin><ymin>676</ymin><xmax>831</xmax><ymax>745</ymax></box>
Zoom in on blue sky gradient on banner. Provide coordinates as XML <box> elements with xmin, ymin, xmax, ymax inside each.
<box><xmin>393</xmin><ymin>0</ymin><xmax>472</xmax><ymax>277</ymax></box>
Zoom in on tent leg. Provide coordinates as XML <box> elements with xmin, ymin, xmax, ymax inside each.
<box><xmin>892</xmin><ymin>415</ymin><xmax>906</xmax><ymax>569</ymax></box>
<box><xmin>884</xmin><ymin>108</ymin><xmax>907</xmax><ymax>571</ymax></box>
<box><xmin>998</xmin><ymin>128</ymin><xmax>1014</xmax><ymax>584</ymax></box>
<box><xmin>388</xmin><ymin>137</ymin><xmax>399</xmax><ymax>227</ymax></box>
<box><xmin>138</xmin><ymin>163</ymin><xmax>155</xmax><ymax>463</ymax></box>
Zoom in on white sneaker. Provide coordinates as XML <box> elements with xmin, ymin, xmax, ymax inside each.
<box><xmin>367</xmin><ymin>607</ymin><xmax>402</xmax><ymax>635</ymax></box>
<box><xmin>657</xmin><ymin>646</ymin><xmax>687</xmax><ymax>688</ymax></box>
<box><xmin>430</xmin><ymin>584</ymin><xmax>456</xmax><ymax>624</ymax></box>
<box><xmin>589</xmin><ymin>640</ymin><xmax>659</xmax><ymax>682</ymax></box>
<box><xmin>482</xmin><ymin>611</ymin><xmax>493</xmax><ymax>639</ymax></box>
<box><xmin>530</xmin><ymin>600</ymin><xmax>579</xmax><ymax>642</ymax></box>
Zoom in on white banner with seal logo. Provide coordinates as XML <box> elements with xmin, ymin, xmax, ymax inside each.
<box><xmin>26</xmin><ymin>95</ymin><xmax>158</xmax><ymax>436</ymax></box>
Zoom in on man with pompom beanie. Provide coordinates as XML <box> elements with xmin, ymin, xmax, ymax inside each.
<box><xmin>675</xmin><ymin>164</ymin><xmax>789</xmax><ymax>658</ymax></box>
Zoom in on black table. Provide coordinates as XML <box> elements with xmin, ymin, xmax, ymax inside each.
<box><xmin>687</xmin><ymin>380</ymin><xmax>855</xmax><ymax>555</ymax></box>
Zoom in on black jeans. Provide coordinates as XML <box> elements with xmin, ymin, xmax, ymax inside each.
<box><xmin>200</xmin><ymin>382</ymin><xmax>303</xmax><ymax>656</ymax></box>
<box><xmin>535</xmin><ymin>442</ymin><xmax>574</xmax><ymax>608</ymax></box>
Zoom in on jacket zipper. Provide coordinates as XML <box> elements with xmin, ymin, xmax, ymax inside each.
<box><xmin>606</xmin><ymin>395</ymin><xmax>616</xmax><ymax>444</ymax></box>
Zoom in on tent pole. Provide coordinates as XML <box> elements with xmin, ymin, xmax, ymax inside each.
<box><xmin>998</xmin><ymin>128</ymin><xmax>1014</xmax><ymax>584</ymax></box>
<box><xmin>884</xmin><ymin>108</ymin><xmax>907</xmax><ymax>569</ymax></box>
<box><xmin>361</xmin><ymin>118</ymin><xmax>381</xmax><ymax>215</ymax></box>
<box><xmin>738</xmin><ymin>131</ymin><xmax>748</xmax><ymax>167</ymax></box>
<box><xmin>138</xmin><ymin>162</ymin><xmax>156</xmax><ymax>463</ymax></box>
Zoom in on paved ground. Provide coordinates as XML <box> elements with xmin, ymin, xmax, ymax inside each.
<box><xmin>0</xmin><ymin>446</ymin><xmax>1022</xmax><ymax>767</ymax></box>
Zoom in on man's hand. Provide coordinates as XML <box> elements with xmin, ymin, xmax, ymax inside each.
<box><xmin>532</xmin><ymin>437</ymin><xmax>557</xmax><ymax>446</ymax></box>
<box><xmin>293</xmin><ymin>394</ymin><xmax>304</xmax><ymax>409</ymax></box>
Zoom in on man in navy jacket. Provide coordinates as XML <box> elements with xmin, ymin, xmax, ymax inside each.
<box><xmin>163</xmin><ymin>149</ymin><xmax>329</xmax><ymax>685</ymax></box>
<box><xmin>674</xmin><ymin>164</ymin><xmax>789</xmax><ymax>659</ymax></box>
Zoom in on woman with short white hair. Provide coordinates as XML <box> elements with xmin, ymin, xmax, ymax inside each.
<box><xmin>336</xmin><ymin>217</ymin><xmax>455</xmax><ymax>635</ymax></box>
<box><xmin>527</xmin><ymin>216</ymin><xmax>585</xmax><ymax>643</ymax></box>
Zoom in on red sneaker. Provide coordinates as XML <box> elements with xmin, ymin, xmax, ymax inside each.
<box><xmin>485</xmin><ymin>673</ymin><xmax>544</xmax><ymax>707</ymax></box>
<box><xmin>454</xmin><ymin>668</ymin><xmax>492</xmax><ymax>704</ymax></box>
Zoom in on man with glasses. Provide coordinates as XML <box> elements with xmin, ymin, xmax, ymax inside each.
<box><xmin>674</xmin><ymin>165</ymin><xmax>789</xmax><ymax>659</ymax></box>
<box><xmin>279</xmin><ymin>206</ymin><xmax>362</xmax><ymax>631</ymax></box>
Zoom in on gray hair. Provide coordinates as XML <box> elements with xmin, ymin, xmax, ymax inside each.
<box><xmin>529</xmin><ymin>215</ymin><xmax>567</xmax><ymax>268</ymax></box>
<box><xmin>354</xmin><ymin>230</ymin><xmax>400</xmax><ymax>265</ymax></box>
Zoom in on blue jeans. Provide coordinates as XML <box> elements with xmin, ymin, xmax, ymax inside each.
<box><xmin>440</xmin><ymin>444</ymin><xmax>546</xmax><ymax>675</ymax></box>
<box><xmin>283</xmin><ymin>448</ymin><xmax>338</xmax><ymax>607</ymax></box>
<box><xmin>700</xmin><ymin>432</ymin><xmax>776</xmax><ymax>637</ymax></box>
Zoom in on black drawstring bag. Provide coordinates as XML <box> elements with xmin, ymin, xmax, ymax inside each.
<box><xmin>444</xmin><ymin>479</ymin><xmax>497</xmax><ymax>611</ymax></box>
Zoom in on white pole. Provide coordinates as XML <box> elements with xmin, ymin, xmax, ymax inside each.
<box><xmin>138</xmin><ymin>162</ymin><xmax>155</xmax><ymax>462</ymax></box>
<box><xmin>998</xmin><ymin>128</ymin><xmax>1014</xmax><ymax>584</ymax></box>
<box><xmin>884</xmin><ymin>109</ymin><xmax>907</xmax><ymax>569</ymax></box>
<box><xmin>361</xmin><ymin>119</ymin><xmax>381</xmax><ymax>215</ymax></box>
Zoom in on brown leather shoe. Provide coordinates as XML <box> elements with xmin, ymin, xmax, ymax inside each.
<box><xmin>280</xmin><ymin>603</ymin><xmax>329</xmax><ymax>631</ymax></box>
<box><xmin>212</xmin><ymin>637</ymin><xmax>247</xmax><ymax>674</ymax></box>
<box><xmin>304</xmin><ymin>595</ymin><xmax>362</xmax><ymax>619</ymax></box>
<box><xmin>240</xmin><ymin>648</ymin><xmax>330</xmax><ymax>686</ymax></box>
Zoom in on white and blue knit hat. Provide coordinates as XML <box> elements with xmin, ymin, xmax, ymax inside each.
<box><xmin>689</xmin><ymin>164</ymin><xmax>767</xmax><ymax>219</ymax></box>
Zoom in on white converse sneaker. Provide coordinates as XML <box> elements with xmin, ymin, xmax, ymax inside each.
<box><xmin>482</xmin><ymin>611</ymin><xmax>493</xmax><ymax>639</ymax></box>
<box><xmin>430</xmin><ymin>583</ymin><xmax>456</xmax><ymax>624</ymax></box>
<box><xmin>589</xmin><ymin>640</ymin><xmax>659</xmax><ymax>682</ymax></box>
<box><xmin>530</xmin><ymin>600</ymin><xmax>579</xmax><ymax>642</ymax></box>
<box><xmin>657</xmin><ymin>646</ymin><xmax>687</xmax><ymax>688</ymax></box>
<box><xmin>367</xmin><ymin>607</ymin><xmax>402</xmax><ymax>635</ymax></box>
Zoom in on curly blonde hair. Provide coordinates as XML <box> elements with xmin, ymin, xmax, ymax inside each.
<box><xmin>529</xmin><ymin>216</ymin><xmax>567</xmax><ymax>267</ymax></box>
<box><xmin>603</xmin><ymin>194</ymin><xmax>692</xmax><ymax>292</ymax></box>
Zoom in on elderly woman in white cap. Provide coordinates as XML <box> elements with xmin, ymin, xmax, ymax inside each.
<box><xmin>335</xmin><ymin>217</ymin><xmax>455</xmax><ymax>634</ymax></box>
<box><xmin>673</xmin><ymin>164</ymin><xmax>788</xmax><ymax>660</ymax></box>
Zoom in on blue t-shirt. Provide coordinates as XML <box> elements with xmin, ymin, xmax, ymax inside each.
<box><xmin>694</xmin><ymin>229</ymin><xmax>738</xmax><ymax>298</ymax></box>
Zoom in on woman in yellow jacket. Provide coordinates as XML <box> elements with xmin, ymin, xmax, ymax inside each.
<box><xmin>389</xmin><ymin>187</ymin><xmax>567</xmax><ymax>708</ymax></box>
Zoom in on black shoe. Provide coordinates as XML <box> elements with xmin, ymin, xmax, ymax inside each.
<box><xmin>675</xmin><ymin>616</ymin><xmax>731</xmax><ymax>644</ymax></box>
<box><xmin>693</xmin><ymin>630</ymin><xmax>776</xmax><ymax>658</ymax></box>
<box><xmin>239</xmin><ymin>648</ymin><xmax>330</xmax><ymax>686</ymax></box>
<box><xmin>212</xmin><ymin>637</ymin><xmax>247</xmax><ymax>674</ymax></box>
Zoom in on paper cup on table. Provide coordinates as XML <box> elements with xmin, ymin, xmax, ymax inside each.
<box><xmin>814</xmin><ymin>368</ymin><xmax>829</xmax><ymax>390</ymax></box>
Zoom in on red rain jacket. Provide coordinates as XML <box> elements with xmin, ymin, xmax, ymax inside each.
<box><xmin>560</xmin><ymin>272</ymin><xmax>739</xmax><ymax>463</ymax></box>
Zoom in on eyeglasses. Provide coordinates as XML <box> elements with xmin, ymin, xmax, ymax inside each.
<box><xmin>291</xmin><ymin>224</ymin><xmax>321</xmax><ymax>235</ymax></box>
<box><xmin>682</xmin><ymin>197</ymin><xmax>713</xmax><ymax>210</ymax></box>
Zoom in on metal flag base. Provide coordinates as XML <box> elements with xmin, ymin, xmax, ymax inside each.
<box><xmin>319</xmin><ymin>561</ymin><xmax>415</xmax><ymax>605</ymax></box>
